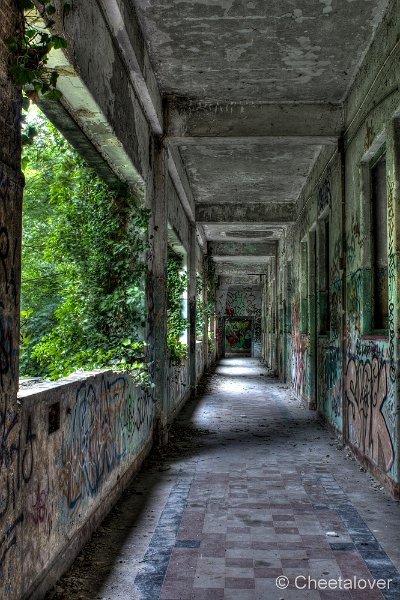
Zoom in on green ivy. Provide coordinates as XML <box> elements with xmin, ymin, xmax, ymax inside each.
<box><xmin>6</xmin><ymin>1</ymin><xmax>69</xmax><ymax>102</ymax></box>
<box><xmin>20</xmin><ymin>109</ymin><xmax>149</xmax><ymax>383</ymax></box>
<box><xmin>196</xmin><ymin>272</ymin><xmax>205</xmax><ymax>340</ymax></box>
<box><xmin>167</xmin><ymin>249</ymin><xmax>188</xmax><ymax>364</ymax></box>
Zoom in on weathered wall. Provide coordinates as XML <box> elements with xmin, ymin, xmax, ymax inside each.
<box><xmin>9</xmin><ymin>371</ymin><xmax>153</xmax><ymax>600</ymax></box>
<box><xmin>217</xmin><ymin>286</ymin><xmax>262</xmax><ymax>357</ymax></box>
<box><xmin>261</xmin><ymin>263</ymin><xmax>278</xmax><ymax>372</ymax></box>
<box><xmin>166</xmin><ymin>360</ymin><xmax>190</xmax><ymax>423</ymax></box>
<box><xmin>271</xmin><ymin>0</ymin><xmax>400</xmax><ymax>492</ymax></box>
<box><xmin>196</xmin><ymin>341</ymin><xmax>204</xmax><ymax>383</ymax></box>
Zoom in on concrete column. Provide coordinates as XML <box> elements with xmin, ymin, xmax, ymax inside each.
<box><xmin>0</xmin><ymin>3</ymin><xmax>24</xmax><ymax>597</ymax></box>
<box><xmin>188</xmin><ymin>223</ymin><xmax>197</xmax><ymax>393</ymax></box>
<box><xmin>146</xmin><ymin>135</ymin><xmax>168</xmax><ymax>443</ymax></box>
<box><xmin>203</xmin><ymin>268</ymin><xmax>209</xmax><ymax>369</ymax></box>
<box><xmin>308</xmin><ymin>228</ymin><xmax>317</xmax><ymax>410</ymax></box>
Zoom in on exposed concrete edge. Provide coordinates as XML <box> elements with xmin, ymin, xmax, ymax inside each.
<box><xmin>24</xmin><ymin>435</ymin><xmax>153</xmax><ymax>600</ymax></box>
<box><xmin>196</xmin><ymin>224</ymin><xmax>207</xmax><ymax>254</ymax></box>
<box><xmin>96</xmin><ymin>0</ymin><xmax>163</xmax><ymax>134</ymax></box>
<box><xmin>165</xmin><ymin>100</ymin><xmax>344</xmax><ymax>139</ymax></box>
<box><xmin>346</xmin><ymin>442</ymin><xmax>400</xmax><ymax>500</ymax></box>
<box><xmin>167</xmin><ymin>149</ymin><xmax>195</xmax><ymax>223</ymax></box>
<box><xmin>38</xmin><ymin>99</ymin><xmax>119</xmax><ymax>185</ymax></box>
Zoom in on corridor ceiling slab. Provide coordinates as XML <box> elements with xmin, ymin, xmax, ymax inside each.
<box><xmin>132</xmin><ymin>0</ymin><xmax>390</xmax><ymax>268</ymax></box>
<box><xmin>133</xmin><ymin>0</ymin><xmax>389</xmax><ymax>103</ymax></box>
<box><xmin>178</xmin><ymin>141</ymin><xmax>321</xmax><ymax>205</ymax></box>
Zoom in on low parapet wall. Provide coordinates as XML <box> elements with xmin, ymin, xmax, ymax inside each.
<box><xmin>13</xmin><ymin>370</ymin><xmax>154</xmax><ymax>600</ymax></box>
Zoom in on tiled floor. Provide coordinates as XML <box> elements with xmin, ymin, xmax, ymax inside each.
<box><xmin>47</xmin><ymin>358</ymin><xmax>400</xmax><ymax>600</ymax></box>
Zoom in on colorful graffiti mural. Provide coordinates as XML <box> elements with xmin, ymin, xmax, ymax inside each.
<box><xmin>217</xmin><ymin>287</ymin><xmax>262</xmax><ymax>357</ymax></box>
<box><xmin>224</xmin><ymin>318</ymin><xmax>252</xmax><ymax>354</ymax></box>
<box><xmin>346</xmin><ymin>354</ymin><xmax>394</xmax><ymax>473</ymax></box>
<box><xmin>291</xmin><ymin>294</ymin><xmax>309</xmax><ymax>398</ymax></box>
<box><xmin>61</xmin><ymin>375</ymin><xmax>152</xmax><ymax>513</ymax></box>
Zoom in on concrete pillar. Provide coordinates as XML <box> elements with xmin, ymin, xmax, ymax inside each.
<box><xmin>188</xmin><ymin>223</ymin><xmax>197</xmax><ymax>393</ymax></box>
<box><xmin>146</xmin><ymin>135</ymin><xmax>168</xmax><ymax>444</ymax></box>
<box><xmin>203</xmin><ymin>268</ymin><xmax>209</xmax><ymax>369</ymax></box>
<box><xmin>0</xmin><ymin>2</ymin><xmax>24</xmax><ymax>597</ymax></box>
<box><xmin>308</xmin><ymin>228</ymin><xmax>317</xmax><ymax>410</ymax></box>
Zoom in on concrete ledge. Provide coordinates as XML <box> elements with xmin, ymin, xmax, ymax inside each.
<box><xmin>25</xmin><ymin>436</ymin><xmax>153</xmax><ymax>600</ymax></box>
<box><xmin>7</xmin><ymin>370</ymin><xmax>155</xmax><ymax>600</ymax></box>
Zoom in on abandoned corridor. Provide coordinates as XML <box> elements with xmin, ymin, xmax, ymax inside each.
<box><xmin>46</xmin><ymin>359</ymin><xmax>400</xmax><ymax>600</ymax></box>
<box><xmin>2</xmin><ymin>0</ymin><xmax>400</xmax><ymax>598</ymax></box>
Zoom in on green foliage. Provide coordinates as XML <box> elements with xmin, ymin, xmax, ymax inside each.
<box><xmin>196</xmin><ymin>272</ymin><xmax>205</xmax><ymax>340</ymax></box>
<box><xmin>6</xmin><ymin>1</ymin><xmax>69</xmax><ymax>101</ymax></box>
<box><xmin>21</xmin><ymin>109</ymin><xmax>149</xmax><ymax>383</ymax></box>
<box><xmin>166</xmin><ymin>249</ymin><xmax>188</xmax><ymax>364</ymax></box>
<box><xmin>203</xmin><ymin>253</ymin><xmax>217</xmax><ymax>319</ymax></box>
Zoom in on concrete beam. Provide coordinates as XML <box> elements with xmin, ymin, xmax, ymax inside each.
<box><xmin>215</xmin><ymin>262</ymin><xmax>270</xmax><ymax>275</ymax></box>
<box><xmin>196</xmin><ymin>224</ymin><xmax>207</xmax><ymax>253</ymax></box>
<box><xmin>219</xmin><ymin>275</ymin><xmax>261</xmax><ymax>287</ymax></box>
<box><xmin>39</xmin><ymin>98</ymin><xmax>119</xmax><ymax>185</ymax></box>
<box><xmin>196</xmin><ymin>203</ymin><xmax>296</xmax><ymax>224</ymax></box>
<box><xmin>210</xmin><ymin>241</ymin><xmax>277</xmax><ymax>257</ymax></box>
<box><xmin>166</xmin><ymin>101</ymin><xmax>343</xmax><ymax>141</ymax></box>
<box><xmin>49</xmin><ymin>1</ymin><xmax>153</xmax><ymax>183</ymax></box>
<box><xmin>96</xmin><ymin>0</ymin><xmax>163</xmax><ymax>134</ymax></box>
<box><xmin>167</xmin><ymin>146</ymin><xmax>195</xmax><ymax>223</ymax></box>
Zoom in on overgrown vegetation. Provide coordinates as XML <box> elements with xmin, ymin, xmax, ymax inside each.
<box><xmin>166</xmin><ymin>249</ymin><xmax>188</xmax><ymax>364</ymax></box>
<box><xmin>21</xmin><ymin>109</ymin><xmax>149</xmax><ymax>382</ymax></box>
<box><xmin>196</xmin><ymin>273</ymin><xmax>205</xmax><ymax>340</ymax></box>
<box><xmin>6</xmin><ymin>0</ymin><xmax>69</xmax><ymax>104</ymax></box>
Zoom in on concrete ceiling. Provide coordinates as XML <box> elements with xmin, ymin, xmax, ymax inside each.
<box><xmin>178</xmin><ymin>141</ymin><xmax>322</xmax><ymax>204</ymax></box>
<box><xmin>134</xmin><ymin>0</ymin><xmax>389</xmax><ymax>103</ymax></box>
<box><xmin>133</xmin><ymin>0</ymin><xmax>390</xmax><ymax>277</ymax></box>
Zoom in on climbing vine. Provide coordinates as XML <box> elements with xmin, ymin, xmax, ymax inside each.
<box><xmin>167</xmin><ymin>249</ymin><xmax>188</xmax><ymax>364</ymax></box>
<box><xmin>196</xmin><ymin>273</ymin><xmax>205</xmax><ymax>340</ymax></box>
<box><xmin>20</xmin><ymin>109</ymin><xmax>149</xmax><ymax>383</ymax></box>
<box><xmin>6</xmin><ymin>1</ymin><xmax>68</xmax><ymax>103</ymax></box>
<box><xmin>204</xmin><ymin>253</ymin><xmax>217</xmax><ymax>354</ymax></box>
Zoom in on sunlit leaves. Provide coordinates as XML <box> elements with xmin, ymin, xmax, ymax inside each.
<box><xmin>6</xmin><ymin>3</ymin><xmax>67</xmax><ymax>103</ymax></box>
<box><xmin>21</xmin><ymin>110</ymin><xmax>148</xmax><ymax>383</ymax></box>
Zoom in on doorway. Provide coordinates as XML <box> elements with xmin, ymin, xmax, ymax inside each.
<box><xmin>224</xmin><ymin>317</ymin><xmax>253</xmax><ymax>356</ymax></box>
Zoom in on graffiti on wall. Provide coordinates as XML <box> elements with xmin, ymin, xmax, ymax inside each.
<box><xmin>346</xmin><ymin>214</ymin><xmax>362</xmax><ymax>273</ymax></box>
<box><xmin>219</xmin><ymin>288</ymin><xmax>262</xmax><ymax>353</ymax></box>
<box><xmin>346</xmin><ymin>354</ymin><xmax>394</xmax><ymax>473</ymax></box>
<box><xmin>0</xmin><ymin>401</ymin><xmax>36</xmax><ymax>577</ymax></box>
<box><xmin>61</xmin><ymin>376</ymin><xmax>152</xmax><ymax>514</ymax></box>
<box><xmin>346</xmin><ymin>269</ymin><xmax>363</xmax><ymax>336</ymax></box>
<box><xmin>291</xmin><ymin>294</ymin><xmax>309</xmax><ymax>396</ymax></box>
<box><xmin>387</xmin><ymin>177</ymin><xmax>396</xmax><ymax>384</ymax></box>
<box><xmin>0</xmin><ymin>163</ymin><xmax>24</xmax><ymax>590</ymax></box>
<box><xmin>225</xmin><ymin>318</ymin><xmax>252</xmax><ymax>354</ymax></box>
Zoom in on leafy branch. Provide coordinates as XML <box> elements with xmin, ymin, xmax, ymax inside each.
<box><xmin>6</xmin><ymin>0</ymin><xmax>70</xmax><ymax>103</ymax></box>
<box><xmin>167</xmin><ymin>249</ymin><xmax>188</xmax><ymax>364</ymax></box>
<box><xmin>20</xmin><ymin>109</ymin><xmax>150</xmax><ymax>385</ymax></box>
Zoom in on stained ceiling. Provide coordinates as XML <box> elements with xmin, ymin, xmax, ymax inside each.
<box><xmin>133</xmin><ymin>0</ymin><xmax>390</xmax><ymax>278</ymax></box>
